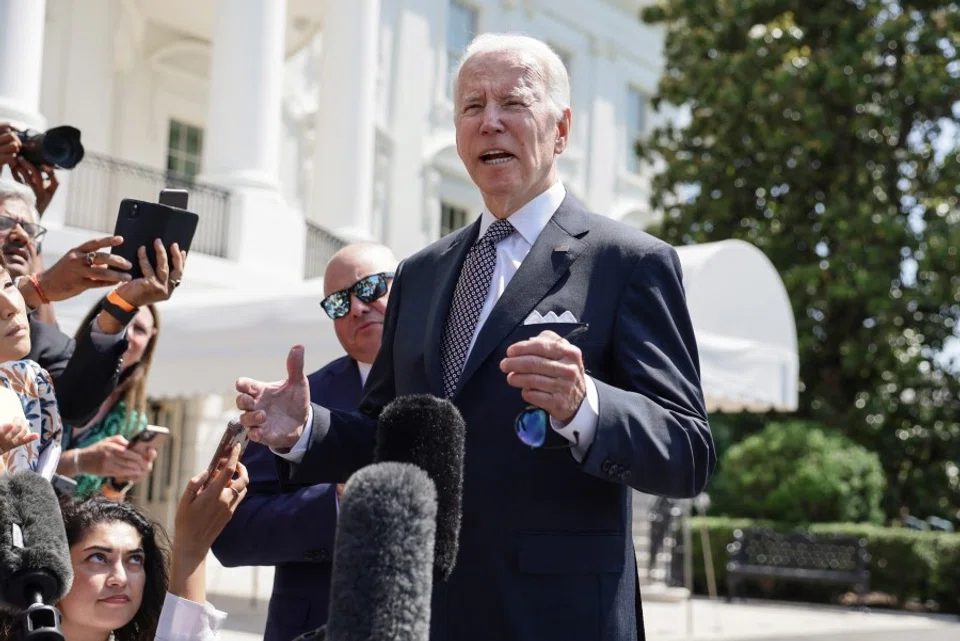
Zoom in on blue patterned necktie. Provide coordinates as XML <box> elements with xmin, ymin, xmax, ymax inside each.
<box><xmin>440</xmin><ymin>219</ymin><xmax>516</xmax><ymax>397</ymax></box>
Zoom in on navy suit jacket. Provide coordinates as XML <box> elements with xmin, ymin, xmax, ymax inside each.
<box><xmin>212</xmin><ymin>356</ymin><xmax>362</xmax><ymax>641</ymax></box>
<box><xmin>290</xmin><ymin>195</ymin><xmax>715</xmax><ymax>641</ymax></box>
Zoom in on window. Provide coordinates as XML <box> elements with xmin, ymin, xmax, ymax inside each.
<box><xmin>166</xmin><ymin>120</ymin><xmax>204</xmax><ymax>180</ymax></box>
<box><xmin>447</xmin><ymin>1</ymin><xmax>477</xmax><ymax>97</ymax></box>
<box><xmin>440</xmin><ymin>202</ymin><xmax>470</xmax><ymax>237</ymax></box>
<box><xmin>625</xmin><ymin>87</ymin><xmax>647</xmax><ymax>173</ymax></box>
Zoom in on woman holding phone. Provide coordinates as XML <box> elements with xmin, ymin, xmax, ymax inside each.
<box><xmin>57</xmin><ymin>238</ymin><xmax>185</xmax><ymax>498</ymax></box>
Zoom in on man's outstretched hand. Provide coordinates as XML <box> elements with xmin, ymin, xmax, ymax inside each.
<box><xmin>235</xmin><ymin>345</ymin><xmax>311</xmax><ymax>450</ymax></box>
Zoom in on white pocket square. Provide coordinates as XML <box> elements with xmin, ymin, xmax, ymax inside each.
<box><xmin>523</xmin><ymin>310</ymin><xmax>579</xmax><ymax>325</ymax></box>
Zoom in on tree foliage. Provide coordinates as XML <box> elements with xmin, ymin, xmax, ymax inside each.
<box><xmin>639</xmin><ymin>0</ymin><xmax>960</xmax><ymax>521</ymax></box>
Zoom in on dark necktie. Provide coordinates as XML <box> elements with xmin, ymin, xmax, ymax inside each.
<box><xmin>439</xmin><ymin>219</ymin><xmax>516</xmax><ymax>397</ymax></box>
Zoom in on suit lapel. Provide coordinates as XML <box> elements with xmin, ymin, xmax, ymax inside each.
<box><xmin>424</xmin><ymin>219</ymin><xmax>481</xmax><ymax>396</ymax></box>
<box><xmin>455</xmin><ymin>198</ymin><xmax>589</xmax><ymax>395</ymax></box>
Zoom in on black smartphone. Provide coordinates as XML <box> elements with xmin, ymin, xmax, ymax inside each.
<box><xmin>111</xmin><ymin>198</ymin><xmax>199</xmax><ymax>280</ymax></box>
<box><xmin>158</xmin><ymin>188</ymin><xmax>189</xmax><ymax>210</ymax></box>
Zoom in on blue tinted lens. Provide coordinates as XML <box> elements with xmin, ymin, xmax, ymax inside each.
<box><xmin>515</xmin><ymin>408</ymin><xmax>548</xmax><ymax>448</ymax></box>
<box><xmin>321</xmin><ymin>291</ymin><xmax>350</xmax><ymax>319</ymax></box>
<box><xmin>353</xmin><ymin>274</ymin><xmax>387</xmax><ymax>303</ymax></box>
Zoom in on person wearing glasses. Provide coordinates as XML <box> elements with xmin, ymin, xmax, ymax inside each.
<box><xmin>234</xmin><ymin>34</ymin><xmax>714</xmax><ymax>641</ymax></box>
<box><xmin>0</xmin><ymin>178</ymin><xmax>185</xmax><ymax>428</ymax></box>
<box><xmin>213</xmin><ymin>242</ymin><xmax>397</xmax><ymax>641</ymax></box>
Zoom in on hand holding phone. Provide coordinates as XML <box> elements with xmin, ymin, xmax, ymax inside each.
<box><xmin>126</xmin><ymin>425</ymin><xmax>170</xmax><ymax>456</ymax></box>
<box><xmin>203</xmin><ymin>420</ymin><xmax>250</xmax><ymax>489</ymax></box>
<box><xmin>111</xmin><ymin>191</ymin><xmax>198</xmax><ymax>281</ymax></box>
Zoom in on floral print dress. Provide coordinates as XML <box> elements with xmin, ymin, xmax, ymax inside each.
<box><xmin>0</xmin><ymin>359</ymin><xmax>62</xmax><ymax>479</ymax></box>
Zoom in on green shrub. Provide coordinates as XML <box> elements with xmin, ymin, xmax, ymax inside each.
<box><xmin>709</xmin><ymin>420</ymin><xmax>886</xmax><ymax>524</ymax></box>
<box><xmin>688</xmin><ymin>517</ymin><xmax>960</xmax><ymax>614</ymax></box>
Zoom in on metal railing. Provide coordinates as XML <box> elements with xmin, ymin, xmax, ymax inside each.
<box><xmin>64</xmin><ymin>153</ymin><xmax>231</xmax><ymax>258</ymax></box>
<box><xmin>304</xmin><ymin>220</ymin><xmax>348</xmax><ymax>279</ymax></box>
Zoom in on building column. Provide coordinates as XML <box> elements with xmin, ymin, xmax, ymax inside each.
<box><xmin>203</xmin><ymin>0</ymin><xmax>285</xmax><ymax>190</ymax></box>
<box><xmin>309</xmin><ymin>0</ymin><xmax>380</xmax><ymax>241</ymax></box>
<box><xmin>202</xmin><ymin>0</ymin><xmax>304</xmax><ymax>282</ymax></box>
<box><xmin>0</xmin><ymin>0</ymin><xmax>47</xmax><ymax>129</ymax></box>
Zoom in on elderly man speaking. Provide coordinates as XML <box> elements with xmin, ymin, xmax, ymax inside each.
<box><xmin>235</xmin><ymin>33</ymin><xmax>715</xmax><ymax>641</ymax></box>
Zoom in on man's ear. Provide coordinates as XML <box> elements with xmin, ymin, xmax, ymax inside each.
<box><xmin>555</xmin><ymin>108</ymin><xmax>572</xmax><ymax>154</ymax></box>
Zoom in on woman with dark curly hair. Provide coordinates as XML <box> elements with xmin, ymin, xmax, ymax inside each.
<box><xmin>0</xmin><ymin>442</ymin><xmax>248</xmax><ymax>640</ymax></box>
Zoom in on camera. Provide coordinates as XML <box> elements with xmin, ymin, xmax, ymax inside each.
<box><xmin>12</xmin><ymin>126</ymin><xmax>85</xmax><ymax>169</ymax></box>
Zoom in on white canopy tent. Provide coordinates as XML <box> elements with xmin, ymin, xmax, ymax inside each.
<box><xmin>55</xmin><ymin>239</ymin><xmax>798</xmax><ymax>409</ymax></box>
<box><xmin>674</xmin><ymin>239</ymin><xmax>798</xmax><ymax>412</ymax></box>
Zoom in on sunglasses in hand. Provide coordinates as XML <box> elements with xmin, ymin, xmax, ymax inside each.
<box><xmin>320</xmin><ymin>272</ymin><xmax>394</xmax><ymax>320</ymax></box>
<box><xmin>514</xmin><ymin>323</ymin><xmax>589</xmax><ymax>450</ymax></box>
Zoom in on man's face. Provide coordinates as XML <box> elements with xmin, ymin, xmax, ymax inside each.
<box><xmin>0</xmin><ymin>198</ymin><xmax>39</xmax><ymax>278</ymax></box>
<box><xmin>455</xmin><ymin>51</ymin><xmax>570</xmax><ymax>217</ymax></box>
<box><xmin>324</xmin><ymin>254</ymin><xmax>394</xmax><ymax>365</ymax></box>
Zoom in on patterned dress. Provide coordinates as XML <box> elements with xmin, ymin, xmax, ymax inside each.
<box><xmin>0</xmin><ymin>359</ymin><xmax>62</xmax><ymax>479</ymax></box>
<box><xmin>63</xmin><ymin>400</ymin><xmax>147</xmax><ymax>499</ymax></box>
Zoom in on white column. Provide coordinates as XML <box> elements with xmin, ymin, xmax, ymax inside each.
<box><xmin>0</xmin><ymin>0</ymin><xmax>47</xmax><ymax>129</ymax></box>
<box><xmin>202</xmin><ymin>0</ymin><xmax>286</xmax><ymax>190</ymax></box>
<box><xmin>586</xmin><ymin>38</ymin><xmax>619</xmax><ymax>215</ymax></box>
<box><xmin>201</xmin><ymin>0</ymin><xmax>304</xmax><ymax>283</ymax></box>
<box><xmin>309</xmin><ymin>0</ymin><xmax>380</xmax><ymax>240</ymax></box>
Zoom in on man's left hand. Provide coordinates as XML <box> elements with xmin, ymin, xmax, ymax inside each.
<box><xmin>500</xmin><ymin>330</ymin><xmax>587</xmax><ymax>424</ymax></box>
<box><xmin>10</xmin><ymin>157</ymin><xmax>59</xmax><ymax>216</ymax></box>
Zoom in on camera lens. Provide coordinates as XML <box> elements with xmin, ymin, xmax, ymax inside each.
<box><xmin>129</xmin><ymin>203</ymin><xmax>140</xmax><ymax>218</ymax></box>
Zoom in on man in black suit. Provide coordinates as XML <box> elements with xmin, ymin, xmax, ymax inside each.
<box><xmin>234</xmin><ymin>33</ymin><xmax>714</xmax><ymax>641</ymax></box>
<box><xmin>213</xmin><ymin>243</ymin><xmax>397</xmax><ymax>641</ymax></box>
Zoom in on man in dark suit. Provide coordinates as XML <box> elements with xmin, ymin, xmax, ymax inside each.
<box><xmin>213</xmin><ymin>243</ymin><xmax>398</xmax><ymax>641</ymax></box>
<box><xmin>234</xmin><ymin>34</ymin><xmax>714</xmax><ymax>641</ymax></box>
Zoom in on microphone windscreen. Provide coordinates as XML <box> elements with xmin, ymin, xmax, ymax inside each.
<box><xmin>0</xmin><ymin>472</ymin><xmax>72</xmax><ymax>612</ymax></box>
<box><xmin>374</xmin><ymin>394</ymin><xmax>465</xmax><ymax>579</ymax></box>
<box><xmin>326</xmin><ymin>462</ymin><xmax>436</xmax><ymax>641</ymax></box>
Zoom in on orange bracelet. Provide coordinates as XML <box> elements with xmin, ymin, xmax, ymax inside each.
<box><xmin>27</xmin><ymin>275</ymin><xmax>50</xmax><ymax>305</ymax></box>
<box><xmin>106</xmin><ymin>289</ymin><xmax>136</xmax><ymax>312</ymax></box>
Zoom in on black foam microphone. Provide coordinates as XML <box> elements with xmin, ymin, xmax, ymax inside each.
<box><xmin>374</xmin><ymin>394</ymin><xmax>465</xmax><ymax>579</ymax></box>
<box><xmin>305</xmin><ymin>462</ymin><xmax>437</xmax><ymax>641</ymax></box>
<box><xmin>0</xmin><ymin>471</ymin><xmax>73</xmax><ymax>640</ymax></box>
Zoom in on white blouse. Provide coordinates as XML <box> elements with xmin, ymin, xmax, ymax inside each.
<box><xmin>155</xmin><ymin>592</ymin><xmax>227</xmax><ymax>641</ymax></box>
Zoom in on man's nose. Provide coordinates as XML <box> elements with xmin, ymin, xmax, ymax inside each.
<box><xmin>479</xmin><ymin>104</ymin><xmax>505</xmax><ymax>134</ymax></box>
<box><xmin>349</xmin><ymin>293</ymin><xmax>371</xmax><ymax>317</ymax></box>
<box><xmin>5</xmin><ymin>223</ymin><xmax>30</xmax><ymax>246</ymax></box>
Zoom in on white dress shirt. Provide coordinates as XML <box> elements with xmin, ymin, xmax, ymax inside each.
<box><xmin>278</xmin><ymin>181</ymin><xmax>599</xmax><ymax>462</ymax></box>
<box><xmin>155</xmin><ymin>592</ymin><xmax>227</xmax><ymax>641</ymax></box>
<box><xmin>357</xmin><ymin>361</ymin><xmax>372</xmax><ymax>387</ymax></box>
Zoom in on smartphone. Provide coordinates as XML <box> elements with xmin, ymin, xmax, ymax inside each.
<box><xmin>111</xmin><ymin>198</ymin><xmax>199</xmax><ymax>280</ymax></box>
<box><xmin>203</xmin><ymin>420</ymin><xmax>249</xmax><ymax>488</ymax></box>
<box><xmin>126</xmin><ymin>425</ymin><xmax>170</xmax><ymax>456</ymax></box>
<box><xmin>158</xmin><ymin>188</ymin><xmax>189</xmax><ymax>210</ymax></box>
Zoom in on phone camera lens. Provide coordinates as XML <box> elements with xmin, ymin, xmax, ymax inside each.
<box><xmin>130</xmin><ymin>203</ymin><xmax>140</xmax><ymax>219</ymax></box>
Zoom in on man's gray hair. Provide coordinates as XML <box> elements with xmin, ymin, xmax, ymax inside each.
<box><xmin>0</xmin><ymin>177</ymin><xmax>39</xmax><ymax>221</ymax></box>
<box><xmin>452</xmin><ymin>33</ymin><xmax>571</xmax><ymax>121</ymax></box>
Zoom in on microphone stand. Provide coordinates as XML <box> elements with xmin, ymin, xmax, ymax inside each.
<box><xmin>5</xmin><ymin>569</ymin><xmax>65</xmax><ymax>641</ymax></box>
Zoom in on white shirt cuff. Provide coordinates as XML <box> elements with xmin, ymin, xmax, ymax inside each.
<box><xmin>89</xmin><ymin>318</ymin><xmax>127</xmax><ymax>350</ymax></box>
<box><xmin>550</xmin><ymin>376</ymin><xmax>600</xmax><ymax>462</ymax></box>
<box><xmin>155</xmin><ymin>591</ymin><xmax>227</xmax><ymax>641</ymax></box>
<box><xmin>271</xmin><ymin>405</ymin><xmax>314</xmax><ymax>463</ymax></box>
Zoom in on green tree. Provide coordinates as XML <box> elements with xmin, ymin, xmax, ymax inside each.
<box><xmin>639</xmin><ymin>0</ymin><xmax>960</xmax><ymax>521</ymax></box>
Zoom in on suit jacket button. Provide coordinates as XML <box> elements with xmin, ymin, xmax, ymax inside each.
<box><xmin>601</xmin><ymin>460</ymin><xmax>612</xmax><ymax>474</ymax></box>
<box><xmin>304</xmin><ymin>550</ymin><xmax>318</xmax><ymax>560</ymax></box>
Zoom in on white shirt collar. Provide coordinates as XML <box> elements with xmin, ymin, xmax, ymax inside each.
<box><xmin>357</xmin><ymin>361</ymin><xmax>373</xmax><ymax>387</ymax></box>
<box><xmin>478</xmin><ymin>181</ymin><xmax>567</xmax><ymax>246</ymax></box>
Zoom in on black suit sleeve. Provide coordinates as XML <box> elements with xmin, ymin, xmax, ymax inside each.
<box><xmin>289</xmin><ymin>261</ymin><xmax>406</xmax><ymax>485</ymax></box>
<box><xmin>28</xmin><ymin>318</ymin><xmax>126</xmax><ymax>426</ymax></box>
<box><xmin>582</xmin><ymin>244</ymin><xmax>716</xmax><ymax>498</ymax></box>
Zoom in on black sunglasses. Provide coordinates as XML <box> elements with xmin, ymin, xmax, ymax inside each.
<box><xmin>0</xmin><ymin>215</ymin><xmax>46</xmax><ymax>242</ymax></box>
<box><xmin>320</xmin><ymin>272</ymin><xmax>395</xmax><ymax>320</ymax></box>
<box><xmin>514</xmin><ymin>324</ymin><xmax>589</xmax><ymax>449</ymax></box>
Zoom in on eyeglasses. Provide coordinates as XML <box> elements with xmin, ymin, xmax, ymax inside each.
<box><xmin>320</xmin><ymin>272</ymin><xmax>394</xmax><ymax>320</ymax></box>
<box><xmin>0</xmin><ymin>215</ymin><xmax>46</xmax><ymax>242</ymax></box>
<box><xmin>515</xmin><ymin>324</ymin><xmax>589</xmax><ymax>449</ymax></box>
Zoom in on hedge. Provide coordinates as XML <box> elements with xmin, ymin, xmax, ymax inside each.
<box><xmin>687</xmin><ymin>517</ymin><xmax>960</xmax><ymax>614</ymax></box>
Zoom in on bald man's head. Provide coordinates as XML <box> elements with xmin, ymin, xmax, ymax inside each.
<box><xmin>323</xmin><ymin>243</ymin><xmax>398</xmax><ymax>364</ymax></box>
